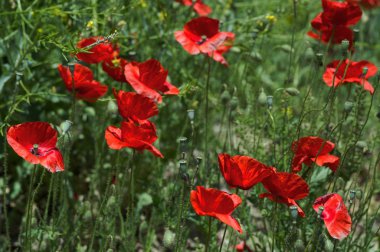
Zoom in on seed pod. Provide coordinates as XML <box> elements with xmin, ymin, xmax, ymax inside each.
<box><xmin>285</xmin><ymin>87</ymin><xmax>300</xmax><ymax>96</ymax></box>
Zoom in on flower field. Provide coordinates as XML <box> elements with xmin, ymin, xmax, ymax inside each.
<box><xmin>0</xmin><ymin>0</ymin><xmax>380</xmax><ymax>251</ymax></box>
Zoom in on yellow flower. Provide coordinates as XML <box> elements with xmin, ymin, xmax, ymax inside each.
<box><xmin>86</xmin><ymin>20</ymin><xmax>94</xmax><ymax>29</ymax></box>
<box><xmin>266</xmin><ymin>15</ymin><xmax>277</xmax><ymax>23</ymax></box>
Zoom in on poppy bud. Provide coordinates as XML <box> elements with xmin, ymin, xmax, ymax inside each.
<box><xmin>344</xmin><ymin>101</ymin><xmax>354</xmax><ymax>113</ymax></box>
<box><xmin>107</xmin><ymin>100</ymin><xmax>118</xmax><ymax>113</ymax></box>
<box><xmin>267</xmin><ymin>96</ymin><xmax>273</xmax><ymax>110</ymax></box>
<box><xmin>163</xmin><ymin>228</ymin><xmax>176</xmax><ymax>248</ymax></box>
<box><xmin>285</xmin><ymin>87</ymin><xmax>300</xmax><ymax>96</ymax></box>
<box><xmin>221</xmin><ymin>89</ymin><xmax>230</xmax><ymax>105</ymax></box>
<box><xmin>258</xmin><ymin>88</ymin><xmax>267</xmax><ymax>106</ymax></box>
<box><xmin>187</xmin><ymin>109</ymin><xmax>195</xmax><ymax>121</ymax></box>
<box><xmin>61</xmin><ymin>120</ymin><xmax>73</xmax><ymax>135</ymax></box>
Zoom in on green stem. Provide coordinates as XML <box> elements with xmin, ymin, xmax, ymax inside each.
<box><xmin>24</xmin><ymin>165</ymin><xmax>37</xmax><ymax>251</ymax></box>
<box><xmin>204</xmin><ymin>56</ymin><xmax>211</xmax><ymax>184</ymax></box>
<box><xmin>205</xmin><ymin>217</ymin><xmax>212</xmax><ymax>252</ymax></box>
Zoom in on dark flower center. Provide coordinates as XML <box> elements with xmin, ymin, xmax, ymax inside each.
<box><xmin>31</xmin><ymin>144</ymin><xmax>40</xmax><ymax>156</ymax></box>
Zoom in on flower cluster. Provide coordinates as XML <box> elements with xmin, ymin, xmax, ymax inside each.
<box><xmin>307</xmin><ymin>0</ymin><xmax>378</xmax><ymax>94</ymax></box>
<box><xmin>190</xmin><ymin>134</ymin><xmax>351</xmax><ymax>240</ymax></box>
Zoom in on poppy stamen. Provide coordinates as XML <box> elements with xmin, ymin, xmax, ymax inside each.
<box><xmin>31</xmin><ymin>144</ymin><xmax>39</xmax><ymax>156</ymax></box>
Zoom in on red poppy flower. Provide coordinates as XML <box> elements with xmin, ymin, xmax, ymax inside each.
<box><xmin>313</xmin><ymin>193</ymin><xmax>352</xmax><ymax>240</ymax></box>
<box><xmin>321</xmin><ymin>0</ymin><xmax>362</xmax><ymax>27</ymax></box>
<box><xmin>102</xmin><ymin>57</ymin><xmax>128</xmax><ymax>83</ymax></box>
<box><xmin>58</xmin><ymin>64</ymin><xmax>108</xmax><ymax>102</ymax></box>
<box><xmin>346</xmin><ymin>0</ymin><xmax>380</xmax><ymax>9</ymax></box>
<box><xmin>190</xmin><ymin>186</ymin><xmax>243</xmax><ymax>233</ymax></box>
<box><xmin>307</xmin><ymin>13</ymin><xmax>354</xmax><ymax>45</ymax></box>
<box><xmin>176</xmin><ymin>0</ymin><xmax>212</xmax><ymax>16</ymax></box>
<box><xmin>291</xmin><ymin>136</ymin><xmax>340</xmax><ymax>173</ymax></box>
<box><xmin>260</xmin><ymin>172</ymin><xmax>309</xmax><ymax>217</ymax></box>
<box><xmin>323</xmin><ymin>59</ymin><xmax>378</xmax><ymax>94</ymax></box>
<box><xmin>208</xmin><ymin>32</ymin><xmax>235</xmax><ymax>66</ymax></box>
<box><xmin>308</xmin><ymin>0</ymin><xmax>362</xmax><ymax>46</ymax></box>
<box><xmin>105</xmin><ymin>120</ymin><xmax>163</xmax><ymax>158</ymax></box>
<box><xmin>236</xmin><ymin>241</ymin><xmax>253</xmax><ymax>252</ymax></box>
<box><xmin>76</xmin><ymin>37</ymin><xmax>114</xmax><ymax>64</ymax></box>
<box><xmin>7</xmin><ymin>122</ymin><xmax>64</xmax><ymax>173</ymax></box>
<box><xmin>174</xmin><ymin>17</ymin><xmax>229</xmax><ymax>56</ymax></box>
<box><xmin>218</xmin><ymin>153</ymin><xmax>274</xmax><ymax>190</ymax></box>
<box><xmin>113</xmin><ymin>88</ymin><xmax>158</xmax><ymax>122</ymax></box>
<box><xmin>124</xmin><ymin>59</ymin><xmax>179</xmax><ymax>103</ymax></box>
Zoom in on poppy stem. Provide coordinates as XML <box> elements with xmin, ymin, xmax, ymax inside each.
<box><xmin>219</xmin><ymin>225</ymin><xmax>228</xmax><ymax>252</ymax></box>
<box><xmin>205</xmin><ymin>216</ymin><xmax>212</xmax><ymax>252</ymax></box>
<box><xmin>2</xmin><ymin>127</ymin><xmax>11</xmax><ymax>251</ymax></box>
<box><xmin>24</xmin><ymin>165</ymin><xmax>37</xmax><ymax>251</ymax></box>
<box><xmin>204</xmin><ymin>56</ymin><xmax>211</xmax><ymax>184</ymax></box>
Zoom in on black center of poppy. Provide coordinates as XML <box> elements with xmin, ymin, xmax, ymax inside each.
<box><xmin>196</xmin><ymin>35</ymin><xmax>208</xmax><ymax>45</ymax></box>
<box><xmin>31</xmin><ymin>144</ymin><xmax>40</xmax><ymax>156</ymax></box>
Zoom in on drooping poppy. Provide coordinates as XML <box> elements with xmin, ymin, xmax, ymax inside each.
<box><xmin>208</xmin><ymin>32</ymin><xmax>235</xmax><ymax>66</ymax></box>
<box><xmin>291</xmin><ymin>137</ymin><xmax>340</xmax><ymax>173</ymax></box>
<box><xmin>346</xmin><ymin>0</ymin><xmax>380</xmax><ymax>9</ymax></box>
<box><xmin>174</xmin><ymin>17</ymin><xmax>229</xmax><ymax>56</ymax></box>
<box><xmin>308</xmin><ymin>0</ymin><xmax>362</xmax><ymax>46</ymax></box>
<box><xmin>113</xmin><ymin>88</ymin><xmax>158</xmax><ymax>122</ymax></box>
<box><xmin>124</xmin><ymin>59</ymin><xmax>179</xmax><ymax>103</ymax></box>
<box><xmin>101</xmin><ymin>44</ymin><xmax>129</xmax><ymax>82</ymax></box>
<box><xmin>313</xmin><ymin>193</ymin><xmax>352</xmax><ymax>240</ymax></box>
<box><xmin>218</xmin><ymin>153</ymin><xmax>274</xmax><ymax>190</ymax></box>
<box><xmin>7</xmin><ymin>122</ymin><xmax>64</xmax><ymax>173</ymax></box>
<box><xmin>323</xmin><ymin>59</ymin><xmax>378</xmax><ymax>94</ymax></box>
<box><xmin>105</xmin><ymin>120</ymin><xmax>163</xmax><ymax>158</ymax></box>
<box><xmin>190</xmin><ymin>186</ymin><xmax>243</xmax><ymax>233</ymax></box>
<box><xmin>76</xmin><ymin>37</ymin><xmax>114</xmax><ymax>64</ymax></box>
<box><xmin>260</xmin><ymin>171</ymin><xmax>309</xmax><ymax>217</ymax></box>
<box><xmin>176</xmin><ymin>0</ymin><xmax>212</xmax><ymax>16</ymax></box>
<box><xmin>58</xmin><ymin>63</ymin><xmax>108</xmax><ymax>102</ymax></box>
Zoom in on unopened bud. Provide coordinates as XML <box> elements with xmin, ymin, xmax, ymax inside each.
<box><xmin>258</xmin><ymin>88</ymin><xmax>267</xmax><ymax>106</ymax></box>
<box><xmin>61</xmin><ymin>120</ymin><xmax>73</xmax><ymax>135</ymax></box>
<box><xmin>179</xmin><ymin>160</ymin><xmax>187</xmax><ymax>174</ymax></box>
